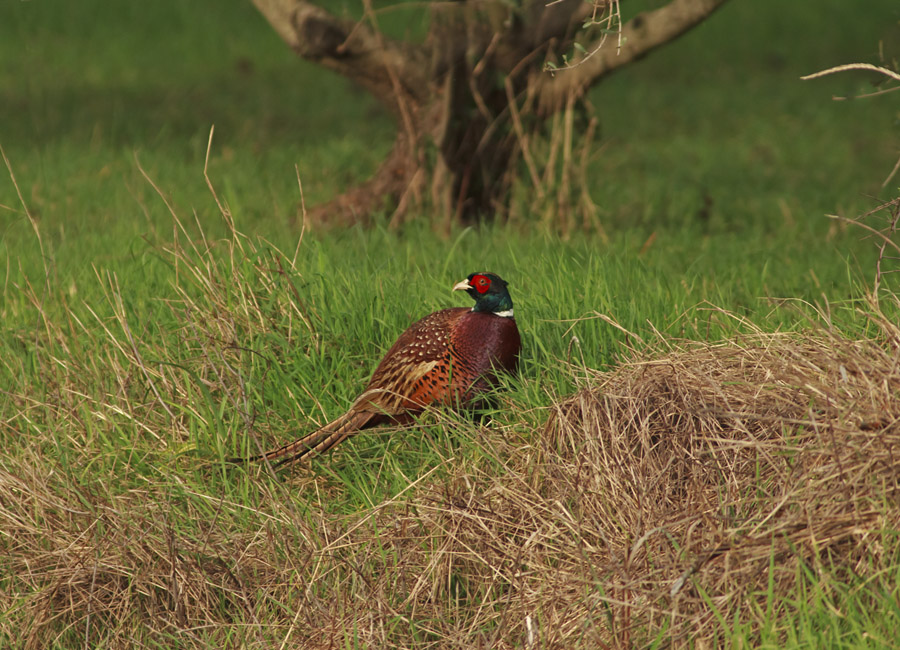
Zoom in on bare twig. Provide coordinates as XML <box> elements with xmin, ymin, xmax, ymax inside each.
<box><xmin>801</xmin><ymin>62</ymin><xmax>900</xmax><ymax>83</ymax></box>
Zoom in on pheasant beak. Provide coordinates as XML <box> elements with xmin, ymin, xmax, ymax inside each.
<box><xmin>452</xmin><ymin>279</ymin><xmax>471</xmax><ymax>292</ymax></box>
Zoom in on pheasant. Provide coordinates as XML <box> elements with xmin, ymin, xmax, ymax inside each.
<box><xmin>244</xmin><ymin>272</ymin><xmax>521</xmax><ymax>467</ymax></box>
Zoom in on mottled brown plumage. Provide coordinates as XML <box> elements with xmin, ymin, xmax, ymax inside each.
<box><xmin>246</xmin><ymin>273</ymin><xmax>520</xmax><ymax>467</ymax></box>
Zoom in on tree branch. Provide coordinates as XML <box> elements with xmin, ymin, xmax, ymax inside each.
<box><xmin>534</xmin><ymin>0</ymin><xmax>731</xmax><ymax>115</ymax></box>
<box><xmin>250</xmin><ymin>0</ymin><xmax>430</xmax><ymax>115</ymax></box>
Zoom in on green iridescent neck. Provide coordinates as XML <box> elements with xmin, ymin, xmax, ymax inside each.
<box><xmin>472</xmin><ymin>290</ymin><xmax>513</xmax><ymax>316</ymax></box>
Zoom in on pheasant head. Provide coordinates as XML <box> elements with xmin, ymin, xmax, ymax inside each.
<box><xmin>452</xmin><ymin>272</ymin><xmax>514</xmax><ymax>318</ymax></box>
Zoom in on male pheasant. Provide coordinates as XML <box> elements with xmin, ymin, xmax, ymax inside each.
<box><xmin>246</xmin><ymin>272</ymin><xmax>521</xmax><ymax>467</ymax></box>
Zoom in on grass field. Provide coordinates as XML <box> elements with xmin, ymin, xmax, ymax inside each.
<box><xmin>2</xmin><ymin>0</ymin><xmax>900</xmax><ymax>647</ymax></box>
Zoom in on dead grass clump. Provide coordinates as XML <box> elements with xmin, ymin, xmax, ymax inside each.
<box><xmin>398</xmin><ymin>324</ymin><xmax>900</xmax><ymax>646</ymax></box>
<box><xmin>0</xmin><ymin>457</ymin><xmax>329</xmax><ymax>649</ymax></box>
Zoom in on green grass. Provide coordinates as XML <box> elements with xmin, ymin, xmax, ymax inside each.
<box><xmin>1</xmin><ymin>0</ymin><xmax>900</xmax><ymax>647</ymax></box>
<box><xmin>747</xmin><ymin>558</ymin><xmax>900</xmax><ymax>649</ymax></box>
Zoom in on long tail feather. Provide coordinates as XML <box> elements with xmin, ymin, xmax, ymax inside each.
<box><xmin>232</xmin><ymin>410</ymin><xmax>377</xmax><ymax>468</ymax></box>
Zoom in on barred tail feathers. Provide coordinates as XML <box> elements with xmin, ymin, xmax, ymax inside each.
<box><xmin>258</xmin><ymin>410</ymin><xmax>376</xmax><ymax>467</ymax></box>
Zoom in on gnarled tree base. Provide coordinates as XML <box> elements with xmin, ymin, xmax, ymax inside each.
<box><xmin>253</xmin><ymin>0</ymin><xmax>730</xmax><ymax>228</ymax></box>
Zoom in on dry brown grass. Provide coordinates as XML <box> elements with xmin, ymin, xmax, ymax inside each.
<box><xmin>4</xmin><ymin>299</ymin><xmax>900</xmax><ymax>648</ymax></box>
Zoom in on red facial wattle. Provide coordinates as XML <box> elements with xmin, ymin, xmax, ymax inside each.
<box><xmin>471</xmin><ymin>274</ymin><xmax>491</xmax><ymax>294</ymax></box>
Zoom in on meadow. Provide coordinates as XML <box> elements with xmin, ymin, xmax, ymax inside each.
<box><xmin>1</xmin><ymin>0</ymin><xmax>900</xmax><ymax>647</ymax></box>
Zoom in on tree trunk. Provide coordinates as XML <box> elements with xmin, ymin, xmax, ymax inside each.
<box><xmin>251</xmin><ymin>0</ymin><xmax>730</xmax><ymax>228</ymax></box>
